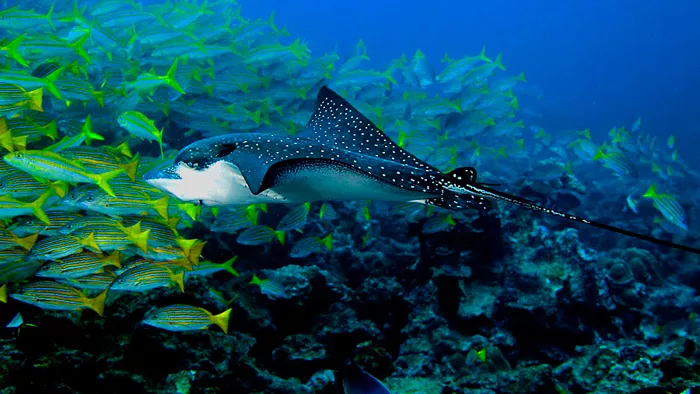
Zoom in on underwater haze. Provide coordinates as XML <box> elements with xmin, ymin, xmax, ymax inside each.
<box><xmin>246</xmin><ymin>0</ymin><xmax>700</xmax><ymax>154</ymax></box>
<box><xmin>0</xmin><ymin>0</ymin><xmax>699</xmax><ymax>393</ymax></box>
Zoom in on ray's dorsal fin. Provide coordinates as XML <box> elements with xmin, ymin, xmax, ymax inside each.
<box><xmin>301</xmin><ymin>86</ymin><xmax>437</xmax><ymax>172</ymax></box>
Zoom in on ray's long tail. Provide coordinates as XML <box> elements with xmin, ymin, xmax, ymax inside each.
<box><xmin>446</xmin><ymin>168</ymin><xmax>700</xmax><ymax>254</ymax></box>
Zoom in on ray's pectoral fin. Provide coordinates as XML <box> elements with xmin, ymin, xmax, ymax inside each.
<box><xmin>226</xmin><ymin>150</ymin><xmax>274</xmax><ymax>195</ymax></box>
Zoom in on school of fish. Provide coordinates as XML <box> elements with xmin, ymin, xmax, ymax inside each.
<box><xmin>0</xmin><ymin>0</ymin><xmax>697</xmax><ymax>339</ymax></box>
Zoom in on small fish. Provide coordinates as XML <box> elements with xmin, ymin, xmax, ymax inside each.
<box><xmin>185</xmin><ymin>256</ymin><xmax>239</xmax><ymax>278</ymax></box>
<box><xmin>249</xmin><ymin>274</ymin><xmax>289</xmax><ymax>299</ymax></box>
<box><xmin>8</xmin><ymin>211</ymin><xmax>82</xmax><ymax>237</ymax></box>
<box><xmin>0</xmin><ymin>229</ymin><xmax>38</xmax><ymax>251</ymax></box>
<box><xmin>422</xmin><ymin>213</ymin><xmax>456</xmax><ymax>234</ymax></box>
<box><xmin>58</xmin><ymin>271</ymin><xmax>117</xmax><ymax>292</ymax></box>
<box><xmin>141</xmin><ymin>304</ymin><xmax>231</xmax><ymax>333</ymax></box>
<box><xmin>289</xmin><ymin>234</ymin><xmax>332</xmax><ymax>258</ymax></box>
<box><xmin>318</xmin><ymin>203</ymin><xmax>338</xmax><ymax>221</ymax></box>
<box><xmin>643</xmin><ymin>185</ymin><xmax>687</xmax><ymax>231</ymax></box>
<box><xmin>277</xmin><ymin>202</ymin><xmax>310</xmax><ymax>231</ymax></box>
<box><xmin>237</xmin><ymin>225</ymin><xmax>285</xmax><ymax>246</ymax></box>
<box><xmin>10</xmin><ymin>281</ymin><xmax>108</xmax><ymax>316</ymax></box>
<box><xmin>35</xmin><ymin>251</ymin><xmax>121</xmax><ymax>279</ymax></box>
<box><xmin>111</xmin><ymin>263</ymin><xmax>185</xmax><ymax>293</ymax></box>
<box><xmin>3</xmin><ymin>150</ymin><xmax>123</xmax><ymax>197</ymax></box>
<box><xmin>125</xmin><ymin>58</ymin><xmax>185</xmax><ymax>97</ymax></box>
<box><xmin>118</xmin><ymin>111</ymin><xmax>164</xmax><ymax>157</ymax></box>
<box><xmin>0</xmin><ymin>259</ymin><xmax>42</xmax><ymax>283</ymax></box>
<box><xmin>28</xmin><ymin>232</ymin><xmax>101</xmax><ymax>260</ymax></box>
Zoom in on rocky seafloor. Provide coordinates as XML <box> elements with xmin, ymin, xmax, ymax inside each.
<box><xmin>1</xmin><ymin>176</ymin><xmax>699</xmax><ymax>394</ymax></box>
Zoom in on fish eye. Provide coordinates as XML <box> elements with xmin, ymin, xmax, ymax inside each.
<box><xmin>69</xmin><ymin>194</ymin><xmax>77</xmax><ymax>200</ymax></box>
<box><xmin>87</xmin><ymin>196</ymin><xmax>94</xmax><ymax>202</ymax></box>
<box><xmin>14</xmin><ymin>152</ymin><xmax>22</xmax><ymax>159</ymax></box>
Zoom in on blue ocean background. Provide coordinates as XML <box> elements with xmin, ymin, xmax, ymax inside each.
<box><xmin>1</xmin><ymin>0</ymin><xmax>699</xmax><ymax>392</ymax></box>
<box><xmin>243</xmin><ymin>0</ymin><xmax>700</xmax><ymax>162</ymax></box>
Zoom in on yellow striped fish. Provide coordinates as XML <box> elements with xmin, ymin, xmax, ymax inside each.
<box><xmin>0</xmin><ymin>259</ymin><xmax>41</xmax><ymax>283</ymax></box>
<box><xmin>111</xmin><ymin>264</ymin><xmax>184</xmax><ymax>293</ymax></box>
<box><xmin>58</xmin><ymin>271</ymin><xmax>117</xmax><ymax>292</ymax></box>
<box><xmin>62</xmin><ymin>147</ymin><xmax>140</xmax><ymax>182</ymax></box>
<box><xmin>0</xmin><ymin>229</ymin><xmax>37</xmax><ymax>251</ymax></box>
<box><xmin>36</xmin><ymin>250</ymin><xmax>121</xmax><ymax>279</ymax></box>
<box><xmin>138</xmin><ymin>238</ymin><xmax>205</xmax><ymax>268</ymax></box>
<box><xmin>70</xmin><ymin>222</ymin><xmax>149</xmax><ymax>253</ymax></box>
<box><xmin>0</xmin><ymin>170</ymin><xmax>68</xmax><ymax>198</ymax></box>
<box><xmin>10</xmin><ymin>280</ymin><xmax>108</xmax><ymax>316</ymax></box>
<box><xmin>27</xmin><ymin>232</ymin><xmax>100</xmax><ymax>260</ymax></box>
<box><xmin>8</xmin><ymin>211</ymin><xmax>82</xmax><ymax>236</ymax></box>
<box><xmin>142</xmin><ymin>304</ymin><xmax>231</xmax><ymax>333</ymax></box>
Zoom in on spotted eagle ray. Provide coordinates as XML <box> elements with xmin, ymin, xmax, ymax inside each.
<box><xmin>144</xmin><ymin>86</ymin><xmax>700</xmax><ymax>254</ymax></box>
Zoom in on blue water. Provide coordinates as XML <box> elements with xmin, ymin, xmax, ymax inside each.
<box><xmin>244</xmin><ymin>0</ymin><xmax>700</xmax><ymax>161</ymax></box>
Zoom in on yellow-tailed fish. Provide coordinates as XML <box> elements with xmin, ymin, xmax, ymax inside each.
<box><xmin>10</xmin><ymin>281</ymin><xmax>107</xmax><ymax>316</ymax></box>
<box><xmin>117</xmin><ymin>111</ymin><xmax>165</xmax><ymax>157</ymax></box>
<box><xmin>142</xmin><ymin>304</ymin><xmax>231</xmax><ymax>333</ymax></box>
<box><xmin>35</xmin><ymin>251</ymin><xmax>121</xmax><ymax>279</ymax></box>
<box><xmin>27</xmin><ymin>232</ymin><xmax>101</xmax><ymax>260</ymax></box>
<box><xmin>111</xmin><ymin>263</ymin><xmax>185</xmax><ymax>293</ymax></box>
<box><xmin>289</xmin><ymin>234</ymin><xmax>332</xmax><ymax>258</ymax></box>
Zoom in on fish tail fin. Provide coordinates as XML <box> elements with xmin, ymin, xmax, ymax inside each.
<box><xmin>72</xmin><ymin>33</ymin><xmax>91</xmax><ymax>63</ymax></box>
<box><xmin>187</xmin><ymin>241</ymin><xmax>205</xmax><ymax>266</ymax></box>
<box><xmin>211</xmin><ymin>308</ymin><xmax>232</xmax><ymax>333</ymax></box>
<box><xmin>222</xmin><ymin>256</ymin><xmax>240</xmax><ymax>277</ymax></box>
<box><xmin>0</xmin><ymin>283</ymin><xmax>6</xmax><ymax>303</ymax></box>
<box><xmin>643</xmin><ymin>184</ymin><xmax>658</xmax><ymax>199</ymax></box>
<box><xmin>93</xmin><ymin>90</ymin><xmax>105</xmax><ymax>107</ymax></box>
<box><xmin>6</xmin><ymin>34</ymin><xmax>29</xmax><ymax>67</ymax></box>
<box><xmin>44</xmin><ymin>119</ymin><xmax>58</xmax><ymax>140</ymax></box>
<box><xmin>80</xmin><ymin>114</ymin><xmax>105</xmax><ymax>144</ymax></box>
<box><xmin>111</xmin><ymin>141</ymin><xmax>133</xmax><ymax>158</ymax></box>
<box><xmin>446</xmin><ymin>174</ymin><xmax>700</xmax><ymax>254</ymax></box>
<box><xmin>164</xmin><ymin>58</ymin><xmax>186</xmax><ymax>95</ymax></box>
<box><xmin>320</xmin><ymin>234</ymin><xmax>333</xmax><ymax>251</ymax></box>
<box><xmin>45</xmin><ymin>3</ymin><xmax>55</xmax><ymax>30</ymax></box>
<box><xmin>41</xmin><ymin>64</ymin><xmax>66</xmax><ymax>99</ymax></box>
<box><xmin>88</xmin><ymin>289</ymin><xmax>108</xmax><ymax>316</ymax></box>
<box><xmin>151</xmin><ymin>196</ymin><xmax>169</xmax><ymax>219</ymax></box>
<box><xmin>105</xmin><ymin>250</ymin><xmax>122</xmax><ymax>268</ymax></box>
<box><xmin>49</xmin><ymin>180</ymin><xmax>68</xmax><ymax>198</ymax></box>
<box><xmin>93</xmin><ymin>169</ymin><xmax>123</xmax><ymax>197</ymax></box>
<box><xmin>30</xmin><ymin>190</ymin><xmax>52</xmax><ymax>225</ymax></box>
<box><xmin>15</xmin><ymin>233</ymin><xmax>39</xmax><ymax>251</ymax></box>
<box><xmin>275</xmin><ymin>230</ymin><xmax>285</xmax><ymax>245</ymax></box>
<box><xmin>493</xmin><ymin>52</ymin><xmax>505</xmax><ymax>71</ymax></box>
<box><xmin>80</xmin><ymin>232</ymin><xmax>101</xmax><ymax>253</ymax></box>
<box><xmin>27</xmin><ymin>88</ymin><xmax>43</xmax><ymax>111</ymax></box>
<box><xmin>478</xmin><ymin>45</ymin><xmax>492</xmax><ymax>63</ymax></box>
<box><xmin>383</xmin><ymin>64</ymin><xmax>397</xmax><ymax>85</ymax></box>
<box><xmin>121</xmin><ymin>153</ymin><xmax>140</xmax><ymax>181</ymax></box>
<box><xmin>124</xmin><ymin>223</ymin><xmax>149</xmax><ymax>253</ymax></box>
<box><xmin>170</xmin><ymin>270</ymin><xmax>185</xmax><ymax>293</ymax></box>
